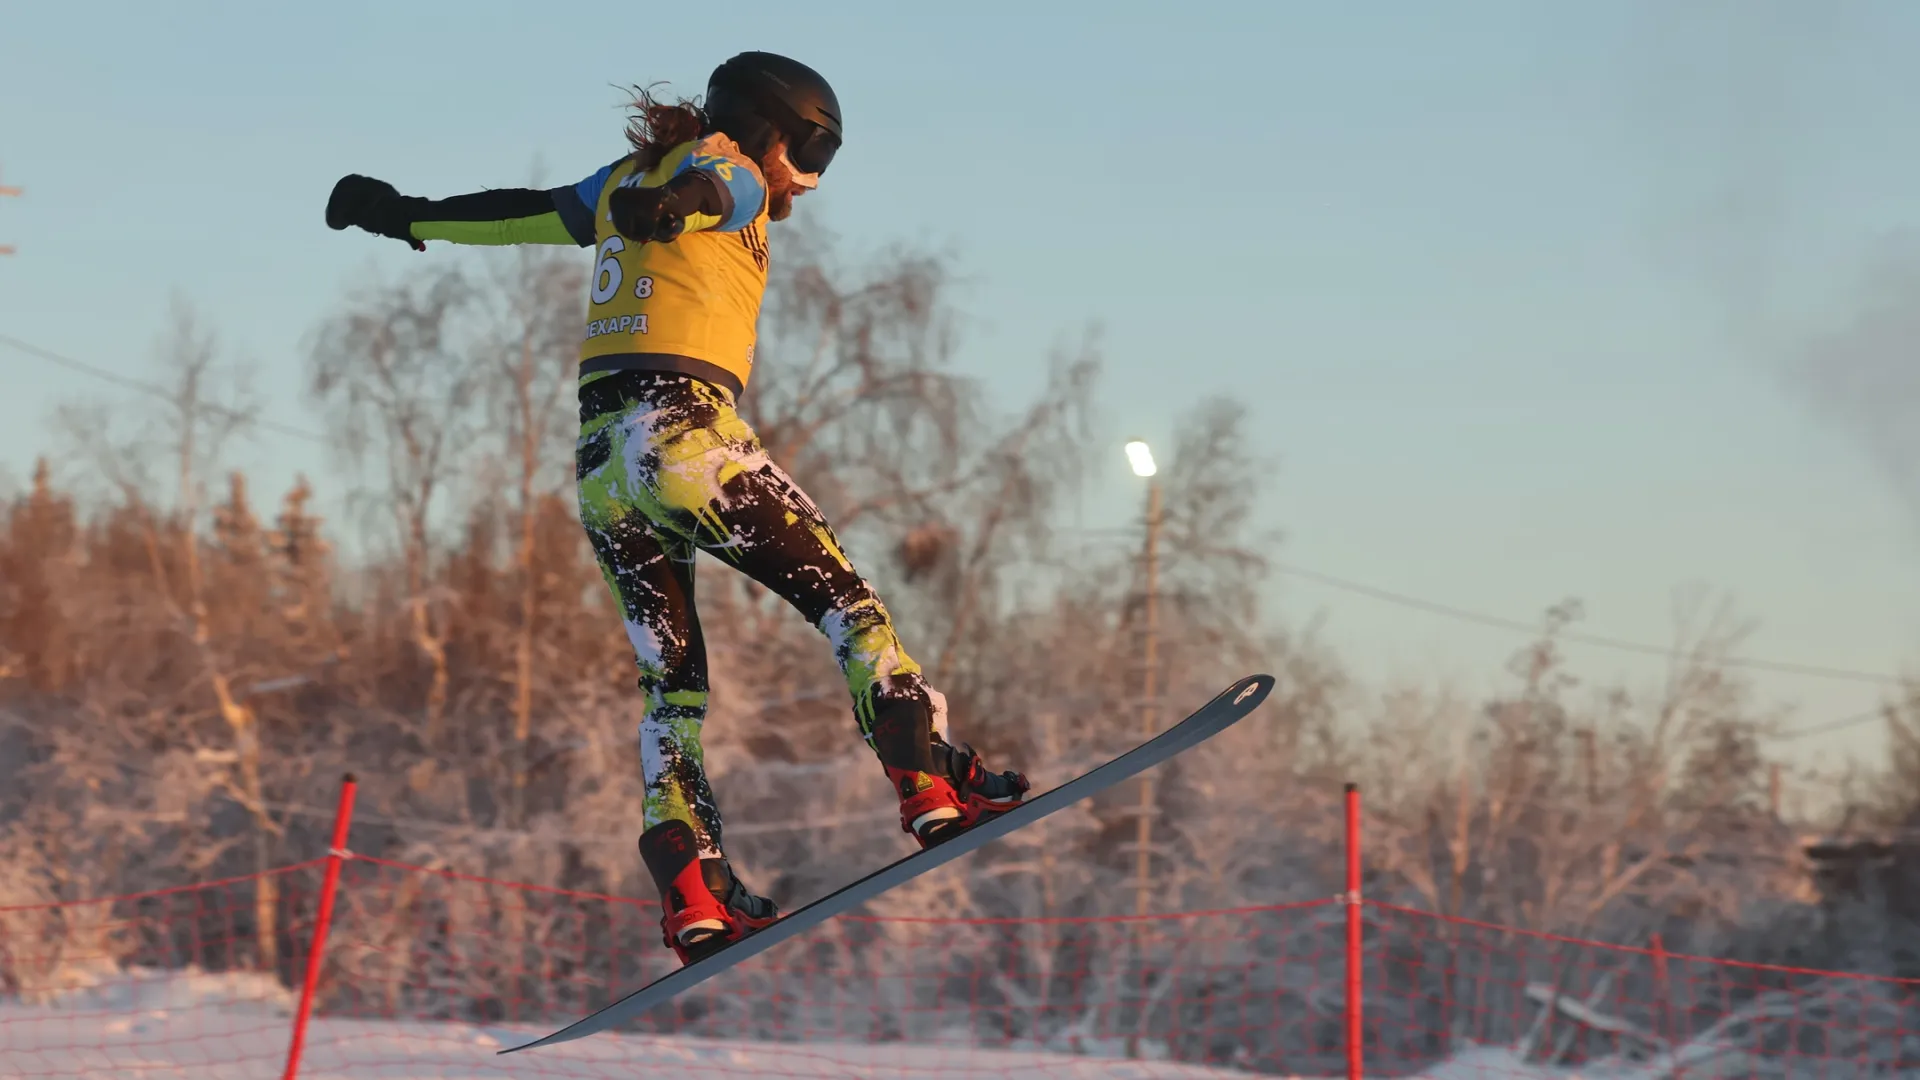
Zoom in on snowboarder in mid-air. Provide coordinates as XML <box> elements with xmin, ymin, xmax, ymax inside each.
<box><xmin>324</xmin><ymin>52</ymin><xmax>1029</xmax><ymax>966</ymax></box>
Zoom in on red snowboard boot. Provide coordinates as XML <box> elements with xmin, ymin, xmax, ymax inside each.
<box><xmin>638</xmin><ymin>820</ymin><xmax>779</xmax><ymax>965</ymax></box>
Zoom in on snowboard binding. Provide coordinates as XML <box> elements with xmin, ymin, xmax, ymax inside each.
<box><xmin>639</xmin><ymin>820</ymin><xmax>779</xmax><ymax>966</ymax></box>
<box><xmin>888</xmin><ymin>737</ymin><xmax>1031</xmax><ymax>849</ymax></box>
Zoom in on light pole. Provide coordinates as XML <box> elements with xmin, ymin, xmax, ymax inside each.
<box><xmin>1125</xmin><ymin>439</ymin><xmax>1161</xmax><ymax>919</ymax></box>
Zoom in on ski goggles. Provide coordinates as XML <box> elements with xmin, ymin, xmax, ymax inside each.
<box><xmin>783</xmin><ymin>122</ymin><xmax>840</xmax><ymax>178</ymax></box>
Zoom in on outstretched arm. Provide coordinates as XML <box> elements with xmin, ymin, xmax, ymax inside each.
<box><xmin>404</xmin><ymin>185</ymin><xmax>595</xmax><ymax>247</ymax></box>
<box><xmin>326</xmin><ymin>167</ymin><xmax>610</xmax><ymax>249</ymax></box>
<box><xmin>327</xmin><ymin>142</ymin><xmax>765</xmax><ymax>250</ymax></box>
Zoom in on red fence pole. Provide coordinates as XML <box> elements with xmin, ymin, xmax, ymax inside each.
<box><xmin>1651</xmin><ymin>932</ymin><xmax>1675</xmax><ymax>1066</ymax></box>
<box><xmin>1345</xmin><ymin>782</ymin><xmax>1364</xmax><ymax>1080</ymax></box>
<box><xmin>282</xmin><ymin>773</ymin><xmax>358</xmax><ymax>1080</ymax></box>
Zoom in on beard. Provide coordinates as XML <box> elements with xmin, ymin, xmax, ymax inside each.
<box><xmin>760</xmin><ymin>149</ymin><xmax>799</xmax><ymax>221</ymax></box>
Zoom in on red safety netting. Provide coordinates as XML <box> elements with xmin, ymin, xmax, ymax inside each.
<box><xmin>1358</xmin><ymin>902</ymin><xmax>1920</xmax><ymax>1080</ymax></box>
<box><xmin>0</xmin><ymin>861</ymin><xmax>327</xmax><ymax>1079</ymax></box>
<box><xmin>295</xmin><ymin>854</ymin><xmax>1346</xmax><ymax>1078</ymax></box>
<box><xmin>3</xmin><ymin>851</ymin><xmax>1917</xmax><ymax>1079</ymax></box>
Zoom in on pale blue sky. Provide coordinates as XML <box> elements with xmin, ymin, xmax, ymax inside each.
<box><xmin>3</xmin><ymin>1</ymin><xmax>1917</xmax><ymax>796</ymax></box>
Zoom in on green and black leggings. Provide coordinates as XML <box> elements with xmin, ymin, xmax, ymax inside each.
<box><xmin>575</xmin><ymin>370</ymin><xmax>946</xmax><ymax>858</ymax></box>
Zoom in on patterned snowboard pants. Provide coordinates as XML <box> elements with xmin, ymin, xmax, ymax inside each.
<box><xmin>575</xmin><ymin>370</ymin><xmax>948</xmax><ymax>859</ymax></box>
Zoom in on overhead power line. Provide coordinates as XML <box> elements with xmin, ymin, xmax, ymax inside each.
<box><xmin>1770</xmin><ymin>707</ymin><xmax>1895</xmax><ymax>741</ymax></box>
<box><xmin>1268</xmin><ymin>563</ymin><xmax>1912</xmax><ymax>739</ymax></box>
<box><xmin>1270</xmin><ymin>562</ymin><xmax>1907</xmax><ymax>688</ymax></box>
<box><xmin>0</xmin><ymin>333</ymin><xmax>329</xmax><ymax>444</ymax></box>
<box><xmin>1080</xmin><ymin>525</ymin><xmax>1908</xmax><ymax>690</ymax></box>
<box><xmin>7</xmin><ymin>331</ymin><xmax>1913</xmax><ymax>735</ymax></box>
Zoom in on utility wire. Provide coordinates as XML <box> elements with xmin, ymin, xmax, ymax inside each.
<box><xmin>0</xmin><ymin>332</ymin><xmax>329</xmax><ymax>445</ymax></box>
<box><xmin>8</xmin><ymin>332</ymin><xmax>1912</xmax><ymax>738</ymax></box>
<box><xmin>1770</xmin><ymin>707</ymin><xmax>1895</xmax><ymax>741</ymax></box>
<box><xmin>1074</xmin><ymin>525</ymin><xmax>1908</xmax><ymax>691</ymax></box>
<box><xmin>1270</xmin><ymin>561</ymin><xmax>1908</xmax><ymax>688</ymax></box>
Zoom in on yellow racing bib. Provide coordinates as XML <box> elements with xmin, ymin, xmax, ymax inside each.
<box><xmin>579</xmin><ymin>136</ymin><xmax>771</xmax><ymax>396</ymax></box>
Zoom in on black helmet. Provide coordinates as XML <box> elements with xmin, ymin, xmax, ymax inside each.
<box><xmin>705</xmin><ymin>51</ymin><xmax>842</xmax><ymax>177</ymax></box>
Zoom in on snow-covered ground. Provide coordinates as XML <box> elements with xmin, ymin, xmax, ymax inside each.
<box><xmin>0</xmin><ymin>966</ymin><xmax>1261</xmax><ymax>1079</ymax></box>
<box><xmin>11</xmin><ymin>965</ymin><xmax>1915</xmax><ymax>1080</ymax></box>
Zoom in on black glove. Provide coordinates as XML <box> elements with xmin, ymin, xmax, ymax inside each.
<box><xmin>326</xmin><ymin>174</ymin><xmax>427</xmax><ymax>251</ymax></box>
<box><xmin>609</xmin><ymin>171</ymin><xmax>728</xmax><ymax>244</ymax></box>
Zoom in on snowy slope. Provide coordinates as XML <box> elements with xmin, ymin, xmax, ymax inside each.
<box><xmin>0</xmin><ymin>966</ymin><xmax>1261</xmax><ymax>1079</ymax></box>
<box><xmin>15</xmin><ymin>966</ymin><xmax>1914</xmax><ymax>1080</ymax></box>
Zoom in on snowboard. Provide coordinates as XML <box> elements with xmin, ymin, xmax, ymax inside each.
<box><xmin>500</xmin><ymin>672</ymin><xmax>1275</xmax><ymax>1055</ymax></box>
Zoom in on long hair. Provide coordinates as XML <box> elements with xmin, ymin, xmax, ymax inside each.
<box><xmin>623</xmin><ymin>84</ymin><xmax>708</xmax><ymax>172</ymax></box>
